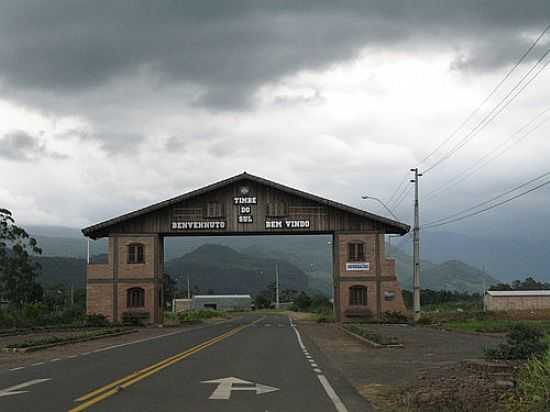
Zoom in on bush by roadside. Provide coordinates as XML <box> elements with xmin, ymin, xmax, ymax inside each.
<box><xmin>0</xmin><ymin>304</ymin><xmax>87</xmax><ymax>329</ymax></box>
<box><xmin>506</xmin><ymin>350</ymin><xmax>550</xmax><ymax>412</ymax></box>
<box><xmin>485</xmin><ymin>323</ymin><xmax>548</xmax><ymax>360</ymax></box>
<box><xmin>122</xmin><ymin>311</ymin><xmax>150</xmax><ymax>326</ymax></box>
<box><xmin>164</xmin><ymin>309</ymin><xmax>229</xmax><ymax>325</ymax></box>
<box><xmin>344</xmin><ymin>323</ymin><xmax>401</xmax><ymax>346</ymax></box>
<box><xmin>3</xmin><ymin>328</ymin><xmax>130</xmax><ymax>350</ymax></box>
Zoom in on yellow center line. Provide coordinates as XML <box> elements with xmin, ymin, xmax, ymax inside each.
<box><xmin>69</xmin><ymin>317</ymin><xmax>263</xmax><ymax>412</ymax></box>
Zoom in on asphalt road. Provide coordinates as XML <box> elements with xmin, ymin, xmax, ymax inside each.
<box><xmin>0</xmin><ymin>313</ymin><xmax>370</xmax><ymax>412</ymax></box>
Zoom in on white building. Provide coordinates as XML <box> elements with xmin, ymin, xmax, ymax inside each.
<box><xmin>191</xmin><ymin>295</ymin><xmax>252</xmax><ymax>311</ymax></box>
<box><xmin>485</xmin><ymin>290</ymin><xmax>550</xmax><ymax>311</ymax></box>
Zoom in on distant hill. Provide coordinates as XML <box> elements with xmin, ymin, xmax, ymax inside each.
<box><xmin>395</xmin><ymin>231</ymin><xmax>550</xmax><ymax>282</ymax></box>
<box><xmin>164</xmin><ymin>244</ymin><xmax>309</xmax><ymax>295</ymax></box>
<box><xmin>23</xmin><ymin>225</ymin><xmax>501</xmax><ymax>294</ymax></box>
<box><xmin>32</xmin><ymin>256</ymin><xmax>86</xmax><ymax>288</ymax></box>
<box><xmin>389</xmin><ymin>246</ymin><xmax>498</xmax><ymax>293</ymax></box>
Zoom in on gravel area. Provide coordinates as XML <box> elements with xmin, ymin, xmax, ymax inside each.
<box><xmin>296</xmin><ymin>321</ymin><xmax>505</xmax><ymax>411</ymax></box>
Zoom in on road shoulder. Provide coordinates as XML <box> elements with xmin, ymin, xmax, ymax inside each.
<box><xmin>295</xmin><ymin>320</ymin><xmax>504</xmax><ymax>411</ymax></box>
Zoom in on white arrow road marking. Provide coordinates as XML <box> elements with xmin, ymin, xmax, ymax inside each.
<box><xmin>0</xmin><ymin>378</ymin><xmax>51</xmax><ymax>398</ymax></box>
<box><xmin>202</xmin><ymin>377</ymin><xmax>279</xmax><ymax>400</ymax></box>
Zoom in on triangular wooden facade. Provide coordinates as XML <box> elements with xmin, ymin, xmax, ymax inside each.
<box><xmin>82</xmin><ymin>172</ymin><xmax>409</xmax><ymax>239</ymax></box>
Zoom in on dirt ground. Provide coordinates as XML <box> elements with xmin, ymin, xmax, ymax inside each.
<box><xmin>296</xmin><ymin>321</ymin><xmax>506</xmax><ymax>411</ymax></box>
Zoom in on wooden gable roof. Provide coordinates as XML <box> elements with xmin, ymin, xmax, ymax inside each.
<box><xmin>82</xmin><ymin>172</ymin><xmax>410</xmax><ymax>238</ymax></box>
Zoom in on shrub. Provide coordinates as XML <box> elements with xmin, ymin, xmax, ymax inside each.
<box><xmin>344</xmin><ymin>323</ymin><xmax>400</xmax><ymax>345</ymax></box>
<box><xmin>383</xmin><ymin>311</ymin><xmax>409</xmax><ymax>324</ymax></box>
<box><xmin>315</xmin><ymin>309</ymin><xmax>335</xmax><ymax>323</ymax></box>
<box><xmin>344</xmin><ymin>307</ymin><xmax>373</xmax><ymax>320</ymax></box>
<box><xmin>507</xmin><ymin>350</ymin><xmax>550</xmax><ymax>411</ymax></box>
<box><xmin>177</xmin><ymin>309</ymin><xmax>225</xmax><ymax>323</ymax></box>
<box><xmin>310</xmin><ymin>295</ymin><xmax>331</xmax><ymax>311</ymax></box>
<box><xmin>294</xmin><ymin>292</ymin><xmax>312</xmax><ymax>312</ymax></box>
<box><xmin>22</xmin><ymin>303</ymin><xmax>49</xmax><ymax>321</ymax></box>
<box><xmin>485</xmin><ymin>323</ymin><xmax>548</xmax><ymax>360</ymax></box>
<box><xmin>254</xmin><ymin>294</ymin><xmax>271</xmax><ymax>310</ymax></box>
<box><xmin>122</xmin><ymin>311</ymin><xmax>150</xmax><ymax>326</ymax></box>
<box><xmin>415</xmin><ymin>315</ymin><xmax>434</xmax><ymax>325</ymax></box>
<box><xmin>85</xmin><ymin>313</ymin><xmax>110</xmax><ymax>327</ymax></box>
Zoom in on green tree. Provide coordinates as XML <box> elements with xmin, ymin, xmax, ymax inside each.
<box><xmin>254</xmin><ymin>293</ymin><xmax>271</xmax><ymax>309</ymax></box>
<box><xmin>294</xmin><ymin>292</ymin><xmax>312</xmax><ymax>311</ymax></box>
<box><xmin>0</xmin><ymin>209</ymin><xmax>43</xmax><ymax>307</ymax></box>
<box><xmin>162</xmin><ymin>273</ymin><xmax>177</xmax><ymax>306</ymax></box>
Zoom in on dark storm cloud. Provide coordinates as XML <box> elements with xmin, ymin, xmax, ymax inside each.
<box><xmin>0</xmin><ymin>1</ymin><xmax>548</xmax><ymax>110</ymax></box>
<box><xmin>0</xmin><ymin>130</ymin><xmax>66</xmax><ymax>161</ymax></box>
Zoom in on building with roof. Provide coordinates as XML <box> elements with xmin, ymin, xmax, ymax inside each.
<box><xmin>191</xmin><ymin>295</ymin><xmax>252</xmax><ymax>311</ymax></box>
<box><xmin>82</xmin><ymin>172</ymin><xmax>410</xmax><ymax>324</ymax></box>
<box><xmin>485</xmin><ymin>290</ymin><xmax>550</xmax><ymax>311</ymax></box>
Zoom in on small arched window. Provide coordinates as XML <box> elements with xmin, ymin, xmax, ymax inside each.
<box><xmin>128</xmin><ymin>243</ymin><xmax>145</xmax><ymax>264</ymax></box>
<box><xmin>348</xmin><ymin>241</ymin><xmax>365</xmax><ymax>262</ymax></box>
<box><xmin>127</xmin><ymin>287</ymin><xmax>145</xmax><ymax>308</ymax></box>
<box><xmin>349</xmin><ymin>285</ymin><xmax>368</xmax><ymax>306</ymax></box>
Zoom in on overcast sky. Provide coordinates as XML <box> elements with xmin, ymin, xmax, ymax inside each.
<box><xmin>1</xmin><ymin>1</ymin><xmax>550</xmax><ymax>241</ymax></box>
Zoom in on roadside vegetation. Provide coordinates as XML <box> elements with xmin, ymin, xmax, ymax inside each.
<box><xmin>483</xmin><ymin>324</ymin><xmax>550</xmax><ymax>411</ymax></box>
<box><xmin>343</xmin><ymin>323</ymin><xmax>401</xmax><ymax>346</ymax></box>
<box><xmin>287</xmin><ymin>291</ymin><xmax>335</xmax><ymax>322</ymax></box>
<box><xmin>507</xmin><ymin>350</ymin><xmax>550</xmax><ymax>412</ymax></box>
<box><xmin>163</xmin><ymin>309</ymin><xmax>229</xmax><ymax>327</ymax></box>
<box><xmin>3</xmin><ymin>328</ymin><xmax>130</xmax><ymax>350</ymax></box>
<box><xmin>0</xmin><ymin>209</ymin><xmax>99</xmax><ymax>331</ymax></box>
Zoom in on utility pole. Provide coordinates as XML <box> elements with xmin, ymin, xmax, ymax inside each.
<box><xmin>86</xmin><ymin>238</ymin><xmax>91</xmax><ymax>264</ymax></box>
<box><xmin>275</xmin><ymin>264</ymin><xmax>280</xmax><ymax>309</ymax></box>
<box><xmin>186</xmin><ymin>274</ymin><xmax>191</xmax><ymax>299</ymax></box>
<box><xmin>411</xmin><ymin>168</ymin><xmax>422</xmax><ymax>321</ymax></box>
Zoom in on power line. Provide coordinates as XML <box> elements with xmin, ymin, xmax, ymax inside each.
<box><xmin>423</xmin><ymin>171</ymin><xmax>550</xmax><ymax>229</ymax></box>
<box><xmin>423</xmin><ymin>107</ymin><xmax>550</xmax><ymax>200</ymax></box>
<box><xmin>419</xmin><ymin>22</ymin><xmax>550</xmax><ymax>169</ymax></box>
<box><xmin>384</xmin><ymin>22</ymin><xmax>550</xmax><ymax>205</ymax></box>
<box><xmin>423</xmin><ymin>44</ymin><xmax>550</xmax><ymax>174</ymax></box>
<box><xmin>423</xmin><ymin>179</ymin><xmax>550</xmax><ymax>229</ymax></box>
<box><xmin>385</xmin><ymin>173</ymin><xmax>410</xmax><ymax>205</ymax></box>
<box><xmin>388</xmin><ymin>181</ymin><xmax>410</xmax><ymax>208</ymax></box>
<box><xmin>392</xmin><ymin>184</ymin><xmax>413</xmax><ymax>210</ymax></box>
<box><xmin>418</xmin><ymin>22</ymin><xmax>550</xmax><ymax>167</ymax></box>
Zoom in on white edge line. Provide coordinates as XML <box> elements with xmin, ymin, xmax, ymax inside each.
<box><xmin>8</xmin><ymin>367</ymin><xmax>24</xmax><ymax>371</ymax></box>
<box><xmin>318</xmin><ymin>375</ymin><xmax>349</xmax><ymax>412</ymax></box>
<box><xmin>289</xmin><ymin>315</ymin><xmax>349</xmax><ymax>412</ymax></box>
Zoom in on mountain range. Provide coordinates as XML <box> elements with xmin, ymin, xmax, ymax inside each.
<box><xmin>24</xmin><ymin>225</ymin><xmax>500</xmax><ymax>294</ymax></box>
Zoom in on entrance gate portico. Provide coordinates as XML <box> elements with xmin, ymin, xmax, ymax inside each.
<box><xmin>82</xmin><ymin>172</ymin><xmax>410</xmax><ymax>323</ymax></box>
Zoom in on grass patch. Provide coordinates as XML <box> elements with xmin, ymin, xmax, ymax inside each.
<box><xmin>443</xmin><ymin>320</ymin><xmax>550</xmax><ymax>335</ymax></box>
<box><xmin>314</xmin><ymin>311</ymin><xmax>336</xmax><ymax>323</ymax></box>
<box><xmin>507</xmin><ymin>350</ymin><xmax>550</xmax><ymax>411</ymax></box>
<box><xmin>344</xmin><ymin>323</ymin><xmax>401</xmax><ymax>346</ymax></box>
<box><xmin>177</xmin><ymin>309</ymin><xmax>228</xmax><ymax>323</ymax></box>
<box><xmin>4</xmin><ymin>328</ymin><xmax>128</xmax><ymax>349</ymax></box>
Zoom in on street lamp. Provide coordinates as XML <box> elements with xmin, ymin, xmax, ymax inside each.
<box><xmin>361</xmin><ymin>195</ymin><xmax>400</xmax><ymax>221</ymax></box>
<box><xmin>361</xmin><ymin>195</ymin><xmax>401</xmax><ymax>256</ymax></box>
